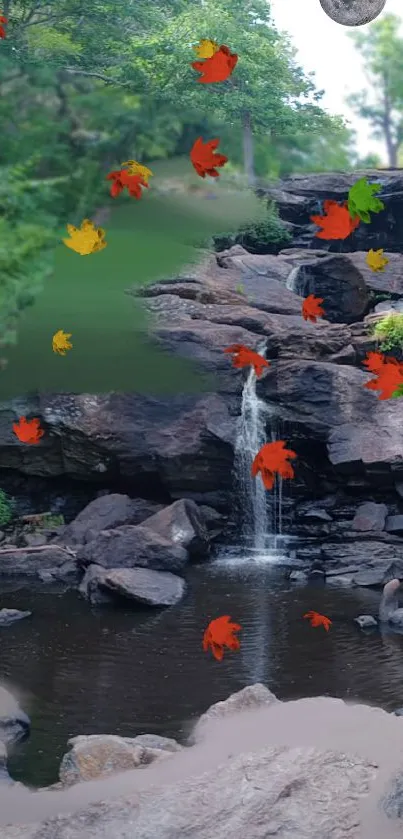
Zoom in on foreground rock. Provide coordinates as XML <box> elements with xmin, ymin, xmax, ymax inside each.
<box><xmin>59</xmin><ymin>734</ymin><xmax>180</xmax><ymax>786</ymax></box>
<box><xmin>0</xmin><ymin>686</ymin><xmax>30</xmax><ymax>747</ymax></box>
<box><xmin>3</xmin><ymin>686</ymin><xmax>403</xmax><ymax>839</ymax></box>
<box><xmin>190</xmin><ymin>683</ymin><xmax>279</xmax><ymax>745</ymax></box>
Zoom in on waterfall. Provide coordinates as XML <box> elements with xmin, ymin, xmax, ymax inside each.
<box><xmin>234</xmin><ymin>363</ymin><xmax>268</xmax><ymax>553</ymax></box>
<box><xmin>234</xmin><ymin>347</ymin><xmax>287</xmax><ymax>560</ymax></box>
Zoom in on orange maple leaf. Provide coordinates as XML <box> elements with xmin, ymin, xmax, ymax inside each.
<box><xmin>202</xmin><ymin>615</ymin><xmax>242</xmax><ymax>661</ymax></box>
<box><xmin>191</xmin><ymin>44</ymin><xmax>238</xmax><ymax>83</ymax></box>
<box><xmin>251</xmin><ymin>440</ymin><xmax>297</xmax><ymax>491</ymax></box>
<box><xmin>224</xmin><ymin>344</ymin><xmax>270</xmax><ymax>377</ymax></box>
<box><xmin>190</xmin><ymin>137</ymin><xmax>228</xmax><ymax>178</ymax></box>
<box><xmin>12</xmin><ymin>416</ymin><xmax>44</xmax><ymax>445</ymax></box>
<box><xmin>310</xmin><ymin>200</ymin><xmax>360</xmax><ymax>240</ymax></box>
<box><xmin>106</xmin><ymin>169</ymin><xmax>148</xmax><ymax>199</ymax></box>
<box><xmin>362</xmin><ymin>351</ymin><xmax>403</xmax><ymax>400</ymax></box>
<box><xmin>302</xmin><ymin>294</ymin><xmax>325</xmax><ymax>323</ymax></box>
<box><xmin>303</xmin><ymin>611</ymin><xmax>332</xmax><ymax>631</ymax></box>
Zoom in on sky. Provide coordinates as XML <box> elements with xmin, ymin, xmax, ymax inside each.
<box><xmin>269</xmin><ymin>0</ymin><xmax>402</xmax><ymax>162</ymax></box>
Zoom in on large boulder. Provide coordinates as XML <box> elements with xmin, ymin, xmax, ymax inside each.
<box><xmin>59</xmin><ymin>495</ymin><xmax>164</xmax><ymax>546</ymax></box>
<box><xmin>77</xmin><ymin>525</ymin><xmax>188</xmax><ymax>573</ymax></box>
<box><xmin>101</xmin><ymin>567</ymin><xmax>186</xmax><ymax>607</ymax></box>
<box><xmin>285</xmin><ymin>254</ymin><xmax>369</xmax><ymax>324</ymax></box>
<box><xmin>142</xmin><ymin>499</ymin><xmax>210</xmax><ymax>560</ymax></box>
<box><xmin>0</xmin><ymin>743</ymin><xmax>377</xmax><ymax>839</ymax></box>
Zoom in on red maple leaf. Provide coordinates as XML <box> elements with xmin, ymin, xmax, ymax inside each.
<box><xmin>224</xmin><ymin>344</ymin><xmax>270</xmax><ymax>377</ymax></box>
<box><xmin>191</xmin><ymin>44</ymin><xmax>238</xmax><ymax>83</ymax></box>
<box><xmin>202</xmin><ymin>615</ymin><xmax>242</xmax><ymax>661</ymax></box>
<box><xmin>106</xmin><ymin>169</ymin><xmax>148</xmax><ymax>199</ymax></box>
<box><xmin>251</xmin><ymin>440</ymin><xmax>297</xmax><ymax>491</ymax></box>
<box><xmin>303</xmin><ymin>611</ymin><xmax>332</xmax><ymax>631</ymax></box>
<box><xmin>310</xmin><ymin>200</ymin><xmax>360</xmax><ymax>240</ymax></box>
<box><xmin>362</xmin><ymin>351</ymin><xmax>403</xmax><ymax>400</ymax></box>
<box><xmin>190</xmin><ymin>137</ymin><xmax>228</xmax><ymax>178</ymax></box>
<box><xmin>12</xmin><ymin>416</ymin><xmax>44</xmax><ymax>445</ymax></box>
<box><xmin>0</xmin><ymin>15</ymin><xmax>7</xmax><ymax>38</ymax></box>
<box><xmin>302</xmin><ymin>294</ymin><xmax>325</xmax><ymax>323</ymax></box>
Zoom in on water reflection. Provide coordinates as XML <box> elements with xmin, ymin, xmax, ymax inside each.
<box><xmin>0</xmin><ymin>566</ymin><xmax>402</xmax><ymax>788</ymax></box>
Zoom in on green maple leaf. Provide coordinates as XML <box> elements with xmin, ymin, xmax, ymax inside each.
<box><xmin>391</xmin><ymin>384</ymin><xmax>403</xmax><ymax>399</ymax></box>
<box><xmin>347</xmin><ymin>177</ymin><xmax>385</xmax><ymax>224</ymax></box>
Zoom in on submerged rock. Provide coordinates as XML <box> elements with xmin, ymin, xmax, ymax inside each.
<box><xmin>0</xmin><ymin>609</ymin><xmax>31</xmax><ymax>627</ymax></box>
<box><xmin>0</xmin><ymin>686</ymin><xmax>30</xmax><ymax>747</ymax></box>
<box><xmin>354</xmin><ymin>615</ymin><xmax>378</xmax><ymax>629</ymax></box>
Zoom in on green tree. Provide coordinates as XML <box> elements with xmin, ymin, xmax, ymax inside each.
<box><xmin>132</xmin><ymin>0</ymin><xmax>345</xmax><ymax>184</ymax></box>
<box><xmin>347</xmin><ymin>14</ymin><xmax>403</xmax><ymax>168</ymax></box>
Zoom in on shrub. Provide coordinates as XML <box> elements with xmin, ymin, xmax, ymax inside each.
<box><xmin>234</xmin><ymin>211</ymin><xmax>292</xmax><ymax>254</ymax></box>
<box><xmin>0</xmin><ymin>489</ymin><xmax>14</xmax><ymax>527</ymax></box>
<box><xmin>372</xmin><ymin>313</ymin><xmax>403</xmax><ymax>353</ymax></box>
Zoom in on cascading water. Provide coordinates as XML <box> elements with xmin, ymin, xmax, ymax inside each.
<box><xmin>234</xmin><ymin>346</ymin><xmax>287</xmax><ymax>560</ymax></box>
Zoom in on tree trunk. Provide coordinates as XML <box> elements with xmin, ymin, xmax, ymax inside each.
<box><xmin>242</xmin><ymin>111</ymin><xmax>256</xmax><ymax>186</ymax></box>
<box><xmin>382</xmin><ymin>73</ymin><xmax>398</xmax><ymax>167</ymax></box>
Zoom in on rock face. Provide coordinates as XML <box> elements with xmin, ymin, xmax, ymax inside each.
<box><xmin>3</xmin><ymin>170</ymin><xmax>403</xmax><ymax>580</ymax></box>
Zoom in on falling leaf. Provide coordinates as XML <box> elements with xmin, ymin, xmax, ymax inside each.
<box><xmin>310</xmin><ymin>200</ymin><xmax>360</xmax><ymax>240</ymax></box>
<box><xmin>302</xmin><ymin>294</ymin><xmax>325</xmax><ymax>323</ymax></box>
<box><xmin>121</xmin><ymin>160</ymin><xmax>153</xmax><ymax>184</ymax></box>
<box><xmin>190</xmin><ymin>137</ymin><xmax>228</xmax><ymax>178</ymax></box>
<box><xmin>362</xmin><ymin>350</ymin><xmax>403</xmax><ymax>400</ymax></box>
<box><xmin>52</xmin><ymin>329</ymin><xmax>73</xmax><ymax>356</ymax></box>
<box><xmin>348</xmin><ymin>177</ymin><xmax>384</xmax><ymax>223</ymax></box>
<box><xmin>224</xmin><ymin>344</ymin><xmax>269</xmax><ymax>377</ymax></box>
<box><xmin>63</xmin><ymin>219</ymin><xmax>107</xmax><ymax>256</ymax></box>
<box><xmin>12</xmin><ymin>416</ymin><xmax>44</xmax><ymax>445</ymax></box>
<box><xmin>251</xmin><ymin>440</ymin><xmax>297</xmax><ymax>491</ymax></box>
<box><xmin>235</xmin><ymin>283</ymin><xmax>245</xmax><ymax>295</ymax></box>
<box><xmin>106</xmin><ymin>169</ymin><xmax>148</xmax><ymax>199</ymax></box>
<box><xmin>0</xmin><ymin>14</ymin><xmax>7</xmax><ymax>38</ymax></box>
<box><xmin>202</xmin><ymin>615</ymin><xmax>242</xmax><ymax>661</ymax></box>
<box><xmin>303</xmin><ymin>611</ymin><xmax>332</xmax><ymax>631</ymax></box>
<box><xmin>191</xmin><ymin>44</ymin><xmax>238</xmax><ymax>83</ymax></box>
<box><xmin>366</xmin><ymin>248</ymin><xmax>389</xmax><ymax>273</ymax></box>
<box><xmin>192</xmin><ymin>38</ymin><xmax>219</xmax><ymax>59</ymax></box>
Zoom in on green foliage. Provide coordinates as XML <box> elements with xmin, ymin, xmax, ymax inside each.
<box><xmin>372</xmin><ymin>313</ymin><xmax>403</xmax><ymax>352</ymax></box>
<box><xmin>234</xmin><ymin>210</ymin><xmax>292</xmax><ymax>255</ymax></box>
<box><xmin>0</xmin><ymin>489</ymin><xmax>14</xmax><ymax>527</ymax></box>
<box><xmin>40</xmin><ymin>513</ymin><xmax>65</xmax><ymax>529</ymax></box>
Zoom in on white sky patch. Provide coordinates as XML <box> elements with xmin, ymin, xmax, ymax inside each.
<box><xmin>269</xmin><ymin>0</ymin><xmax>403</xmax><ymax>162</ymax></box>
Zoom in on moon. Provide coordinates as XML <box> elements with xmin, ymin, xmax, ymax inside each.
<box><xmin>319</xmin><ymin>0</ymin><xmax>387</xmax><ymax>26</ymax></box>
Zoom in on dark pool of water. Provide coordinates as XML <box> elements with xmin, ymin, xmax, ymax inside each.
<box><xmin>1</xmin><ymin>561</ymin><xmax>403</xmax><ymax>788</ymax></box>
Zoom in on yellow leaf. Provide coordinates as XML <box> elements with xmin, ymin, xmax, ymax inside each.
<box><xmin>366</xmin><ymin>248</ymin><xmax>389</xmax><ymax>273</ymax></box>
<box><xmin>192</xmin><ymin>38</ymin><xmax>219</xmax><ymax>59</ymax></box>
<box><xmin>121</xmin><ymin>160</ymin><xmax>153</xmax><ymax>183</ymax></box>
<box><xmin>63</xmin><ymin>219</ymin><xmax>107</xmax><ymax>256</ymax></box>
<box><xmin>52</xmin><ymin>330</ymin><xmax>73</xmax><ymax>356</ymax></box>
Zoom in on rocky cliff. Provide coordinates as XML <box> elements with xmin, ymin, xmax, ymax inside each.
<box><xmin>2</xmin><ymin>169</ymin><xmax>403</xmax><ymax>586</ymax></box>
